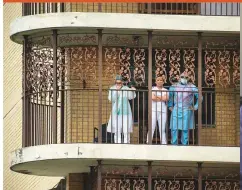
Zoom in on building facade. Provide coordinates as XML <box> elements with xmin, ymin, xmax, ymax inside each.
<box><xmin>3</xmin><ymin>3</ymin><xmax>62</xmax><ymax>190</ymax></box>
<box><xmin>8</xmin><ymin>3</ymin><xmax>240</xmax><ymax>190</ymax></box>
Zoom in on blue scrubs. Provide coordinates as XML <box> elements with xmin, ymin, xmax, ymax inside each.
<box><xmin>168</xmin><ymin>83</ymin><xmax>199</xmax><ymax>145</ymax></box>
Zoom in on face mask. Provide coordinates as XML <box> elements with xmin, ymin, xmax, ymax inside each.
<box><xmin>180</xmin><ymin>78</ymin><xmax>188</xmax><ymax>85</ymax></box>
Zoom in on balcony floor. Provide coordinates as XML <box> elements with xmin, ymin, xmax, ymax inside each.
<box><xmin>10</xmin><ymin>143</ymin><xmax>239</xmax><ymax>176</ymax></box>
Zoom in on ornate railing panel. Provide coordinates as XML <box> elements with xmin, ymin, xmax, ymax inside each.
<box><xmin>22</xmin><ymin>34</ymin><xmax>240</xmax><ymax>147</ymax></box>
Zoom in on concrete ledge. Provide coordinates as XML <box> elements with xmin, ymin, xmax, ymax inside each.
<box><xmin>10</xmin><ymin>13</ymin><xmax>240</xmax><ymax>43</ymax></box>
<box><xmin>10</xmin><ymin>144</ymin><xmax>239</xmax><ymax>176</ymax></box>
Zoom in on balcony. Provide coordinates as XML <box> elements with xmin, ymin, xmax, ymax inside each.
<box><xmin>22</xmin><ymin>3</ymin><xmax>240</xmax><ymax>16</ymax></box>
<box><xmin>17</xmin><ymin>32</ymin><xmax>240</xmax><ymax>149</ymax></box>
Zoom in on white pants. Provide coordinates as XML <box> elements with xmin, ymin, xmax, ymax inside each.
<box><xmin>147</xmin><ymin>111</ymin><xmax>167</xmax><ymax>144</ymax></box>
<box><xmin>109</xmin><ymin>114</ymin><xmax>131</xmax><ymax>144</ymax></box>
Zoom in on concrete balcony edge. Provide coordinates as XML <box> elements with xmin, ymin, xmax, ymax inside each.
<box><xmin>9</xmin><ymin>143</ymin><xmax>239</xmax><ymax>176</ymax></box>
<box><xmin>10</xmin><ymin>12</ymin><xmax>240</xmax><ymax>44</ymax></box>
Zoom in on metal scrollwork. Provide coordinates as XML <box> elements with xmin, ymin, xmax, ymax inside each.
<box><xmin>154</xmin><ymin>179</ymin><xmax>166</xmax><ymax>190</ymax></box>
<box><xmin>169</xmin><ymin>49</ymin><xmax>181</xmax><ymax>84</ymax></box>
<box><xmin>232</xmin><ymin>51</ymin><xmax>240</xmax><ymax>88</ymax></box>
<box><xmin>168</xmin><ymin>180</ymin><xmax>180</xmax><ymax>190</ymax></box>
<box><xmin>106</xmin><ymin>35</ymin><xmax>144</xmax><ymax>47</ymax></box>
<box><xmin>69</xmin><ymin>47</ymin><xmax>86</xmax><ymax>81</ymax></box>
<box><xmin>204</xmin><ymin>50</ymin><xmax>217</xmax><ymax>87</ymax></box>
<box><xmin>119</xmin><ymin>48</ymin><xmax>131</xmax><ymax>85</ymax></box>
<box><xmin>58</xmin><ymin>34</ymin><xmax>97</xmax><ymax>45</ymax></box>
<box><xmin>155</xmin><ymin>49</ymin><xmax>167</xmax><ymax>83</ymax></box>
<box><xmin>104</xmin><ymin>179</ymin><xmax>117</xmax><ymax>190</ymax></box>
<box><xmin>205</xmin><ymin>181</ymin><xmax>217</xmax><ymax>190</ymax></box>
<box><xmin>183</xmin><ymin>180</ymin><xmax>195</xmax><ymax>190</ymax></box>
<box><xmin>233</xmin><ymin>182</ymin><xmax>240</xmax><ymax>190</ymax></box>
<box><xmin>26</xmin><ymin>42</ymin><xmax>54</xmax><ymax>98</ymax></box>
<box><xmin>219</xmin><ymin>181</ymin><xmax>231</xmax><ymax>190</ymax></box>
<box><xmin>133</xmin><ymin>48</ymin><xmax>146</xmax><ymax>86</ymax></box>
<box><xmin>133</xmin><ymin>179</ymin><xmax>146</xmax><ymax>190</ymax></box>
<box><xmin>183</xmin><ymin>49</ymin><xmax>196</xmax><ymax>84</ymax></box>
<box><xmin>104</xmin><ymin>48</ymin><xmax>119</xmax><ymax>80</ymax></box>
<box><xmin>218</xmin><ymin>50</ymin><xmax>231</xmax><ymax>88</ymax></box>
<box><xmin>119</xmin><ymin>179</ymin><xmax>131</xmax><ymax>190</ymax></box>
<box><xmin>68</xmin><ymin>46</ymin><xmax>97</xmax><ymax>85</ymax></box>
<box><xmin>85</xmin><ymin>47</ymin><xmax>97</xmax><ymax>82</ymax></box>
<box><xmin>57</xmin><ymin>48</ymin><xmax>66</xmax><ymax>86</ymax></box>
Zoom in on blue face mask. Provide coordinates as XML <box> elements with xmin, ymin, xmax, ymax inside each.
<box><xmin>180</xmin><ymin>78</ymin><xmax>188</xmax><ymax>85</ymax></box>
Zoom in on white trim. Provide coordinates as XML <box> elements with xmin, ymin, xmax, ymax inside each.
<box><xmin>10</xmin><ymin>13</ymin><xmax>240</xmax><ymax>43</ymax></box>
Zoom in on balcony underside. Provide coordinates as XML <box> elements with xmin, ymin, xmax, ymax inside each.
<box><xmin>10</xmin><ymin>12</ymin><xmax>240</xmax><ymax>44</ymax></box>
<box><xmin>10</xmin><ymin>144</ymin><xmax>239</xmax><ymax>176</ymax></box>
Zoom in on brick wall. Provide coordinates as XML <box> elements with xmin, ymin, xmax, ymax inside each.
<box><xmin>3</xmin><ymin>3</ymin><xmax>61</xmax><ymax>189</ymax></box>
<box><xmin>200</xmin><ymin>91</ymin><xmax>238</xmax><ymax>146</ymax></box>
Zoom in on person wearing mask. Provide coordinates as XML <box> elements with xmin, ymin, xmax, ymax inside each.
<box><xmin>168</xmin><ymin>72</ymin><xmax>199</xmax><ymax>145</ymax></box>
<box><xmin>107</xmin><ymin>75</ymin><xmax>136</xmax><ymax>144</ymax></box>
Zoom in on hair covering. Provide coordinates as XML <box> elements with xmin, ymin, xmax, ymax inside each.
<box><xmin>180</xmin><ymin>71</ymin><xmax>189</xmax><ymax>78</ymax></box>
<box><xmin>115</xmin><ymin>75</ymin><xmax>123</xmax><ymax>81</ymax></box>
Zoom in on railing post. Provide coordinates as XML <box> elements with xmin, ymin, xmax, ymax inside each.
<box><xmin>98</xmin><ymin>3</ymin><xmax>102</xmax><ymax>12</ymax></box>
<box><xmin>148</xmin><ymin>3</ymin><xmax>152</xmax><ymax>13</ymax></box>
<box><xmin>89</xmin><ymin>166</ymin><xmax>95</xmax><ymax>190</ymax></box>
<box><xmin>148</xmin><ymin>161</ymin><xmax>152</xmax><ymax>190</ymax></box>
<box><xmin>197</xmin><ymin>3</ymin><xmax>201</xmax><ymax>15</ymax></box>
<box><xmin>97</xmin><ymin>160</ymin><xmax>102</xmax><ymax>190</ymax></box>
<box><xmin>197</xmin><ymin>32</ymin><xmax>202</xmax><ymax>145</ymax></box>
<box><xmin>98</xmin><ymin>29</ymin><xmax>103</xmax><ymax>144</ymax></box>
<box><xmin>148</xmin><ymin>31</ymin><xmax>153</xmax><ymax>145</ymax></box>
<box><xmin>52</xmin><ymin>29</ymin><xmax>58</xmax><ymax>144</ymax></box>
<box><xmin>198</xmin><ymin>162</ymin><xmax>203</xmax><ymax>190</ymax></box>
<box><xmin>60</xmin><ymin>48</ymin><xmax>65</xmax><ymax>143</ymax></box>
<box><xmin>60</xmin><ymin>3</ymin><xmax>64</xmax><ymax>12</ymax></box>
<box><xmin>23</xmin><ymin>35</ymin><xmax>28</xmax><ymax>147</ymax></box>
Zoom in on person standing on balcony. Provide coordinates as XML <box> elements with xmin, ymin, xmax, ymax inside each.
<box><xmin>168</xmin><ymin>72</ymin><xmax>199</xmax><ymax>145</ymax></box>
<box><xmin>147</xmin><ymin>76</ymin><xmax>169</xmax><ymax>144</ymax></box>
<box><xmin>107</xmin><ymin>75</ymin><xmax>136</xmax><ymax>144</ymax></box>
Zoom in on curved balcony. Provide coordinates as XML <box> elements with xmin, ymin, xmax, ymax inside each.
<box><xmin>9</xmin><ymin>23</ymin><xmax>240</xmax><ymax>178</ymax></box>
<box><xmin>17</xmin><ymin>31</ymin><xmax>240</xmax><ymax>148</ymax></box>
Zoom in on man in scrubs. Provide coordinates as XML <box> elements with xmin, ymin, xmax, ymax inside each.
<box><xmin>168</xmin><ymin>72</ymin><xmax>199</xmax><ymax>145</ymax></box>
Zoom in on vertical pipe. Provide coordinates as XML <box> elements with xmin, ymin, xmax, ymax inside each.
<box><xmin>60</xmin><ymin>48</ymin><xmax>65</xmax><ymax>143</ymax></box>
<box><xmin>148</xmin><ymin>31</ymin><xmax>153</xmax><ymax>145</ymax></box>
<box><xmin>198</xmin><ymin>162</ymin><xmax>203</xmax><ymax>190</ymax></box>
<box><xmin>197</xmin><ymin>32</ymin><xmax>202</xmax><ymax>145</ymax></box>
<box><xmin>97</xmin><ymin>160</ymin><xmax>102</xmax><ymax>190</ymax></box>
<box><xmin>148</xmin><ymin>161</ymin><xmax>152</xmax><ymax>190</ymax></box>
<box><xmin>89</xmin><ymin>166</ymin><xmax>95</xmax><ymax>190</ymax></box>
<box><xmin>23</xmin><ymin>36</ymin><xmax>28</xmax><ymax>147</ymax></box>
<box><xmin>98</xmin><ymin>29</ymin><xmax>103</xmax><ymax>144</ymax></box>
<box><xmin>52</xmin><ymin>29</ymin><xmax>58</xmax><ymax>144</ymax></box>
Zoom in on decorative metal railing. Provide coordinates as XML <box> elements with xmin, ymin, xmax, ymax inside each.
<box><xmin>22</xmin><ymin>3</ymin><xmax>240</xmax><ymax>16</ymax></box>
<box><xmin>22</xmin><ymin>88</ymin><xmax>239</xmax><ymax>147</ymax></box>
<box><xmin>22</xmin><ymin>31</ymin><xmax>240</xmax><ymax>148</ymax></box>
<box><xmin>90</xmin><ymin>164</ymin><xmax>240</xmax><ymax>190</ymax></box>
